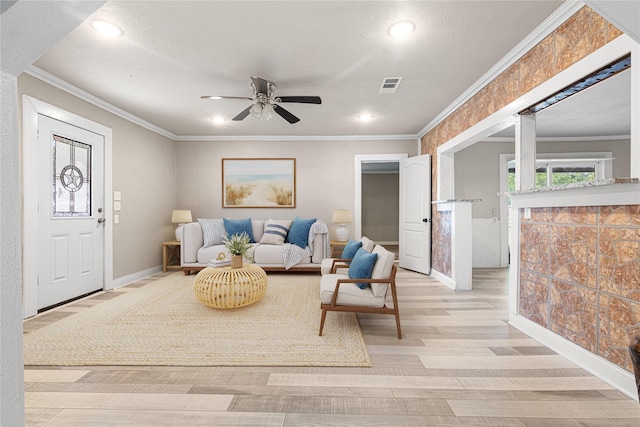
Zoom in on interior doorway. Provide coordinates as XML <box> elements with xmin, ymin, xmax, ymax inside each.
<box><xmin>354</xmin><ymin>154</ymin><xmax>408</xmax><ymax>241</ymax></box>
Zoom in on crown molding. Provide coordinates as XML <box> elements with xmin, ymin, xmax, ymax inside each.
<box><xmin>418</xmin><ymin>1</ymin><xmax>585</xmax><ymax>139</ymax></box>
<box><xmin>483</xmin><ymin>134</ymin><xmax>631</xmax><ymax>143</ymax></box>
<box><xmin>175</xmin><ymin>134</ymin><xmax>419</xmax><ymax>142</ymax></box>
<box><xmin>25</xmin><ymin>66</ymin><xmax>178</xmax><ymax>140</ymax></box>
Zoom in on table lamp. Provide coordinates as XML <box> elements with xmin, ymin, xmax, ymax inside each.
<box><xmin>332</xmin><ymin>209</ymin><xmax>352</xmax><ymax>242</ymax></box>
<box><xmin>171</xmin><ymin>209</ymin><xmax>192</xmax><ymax>241</ymax></box>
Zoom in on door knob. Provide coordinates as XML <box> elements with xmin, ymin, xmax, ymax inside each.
<box><xmin>422</xmin><ymin>218</ymin><xmax>431</xmax><ymax>223</ymax></box>
<box><xmin>97</xmin><ymin>218</ymin><xmax>106</xmax><ymax>224</ymax></box>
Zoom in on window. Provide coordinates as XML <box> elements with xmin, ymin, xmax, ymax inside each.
<box><xmin>507</xmin><ymin>155</ymin><xmax>609</xmax><ymax>192</ymax></box>
<box><xmin>52</xmin><ymin>134</ymin><xmax>92</xmax><ymax>217</ymax></box>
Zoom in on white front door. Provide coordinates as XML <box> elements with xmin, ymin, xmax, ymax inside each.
<box><xmin>37</xmin><ymin>115</ymin><xmax>105</xmax><ymax>310</ymax></box>
<box><xmin>399</xmin><ymin>155</ymin><xmax>431</xmax><ymax>274</ymax></box>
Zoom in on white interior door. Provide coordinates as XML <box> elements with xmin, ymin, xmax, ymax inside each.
<box><xmin>37</xmin><ymin>115</ymin><xmax>105</xmax><ymax>309</ymax></box>
<box><xmin>399</xmin><ymin>154</ymin><xmax>431</xmax><ymax>274</ymax></box>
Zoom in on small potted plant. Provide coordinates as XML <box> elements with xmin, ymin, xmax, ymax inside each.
<box><xmin>223</xmin><ymin>232</ymin><xmax>254</xmax><ymax>268</ymax></box>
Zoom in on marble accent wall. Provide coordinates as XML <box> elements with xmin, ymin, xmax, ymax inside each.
<box><xmin>421</xmin><ymin>6</ymin><xmax>623</xmax><ymax>277</ymax></box>
<box><xmin>519</xmin><ymin>205</ymin><xmax>640</xmax><ymax>372</ymax></box>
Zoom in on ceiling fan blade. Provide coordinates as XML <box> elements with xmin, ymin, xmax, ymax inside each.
<box><xmin>277</xmin><ymin>96</ymin><xmax>322</xmax><ymax>104</ymax></box>
<box><xmin>251</xmin><ymin>76</ymin><xmax>270</xmax><ymax>95</ymax></box>
<box><xmin>273</xmin><ymin>104</ymin><xmax>300</xmax><ymax>124</ymax></box>
<box><xmin>201</xmin><ymin>95</ymin><xmax>252</xmax><ymax>100</ymax></box>
<box><xmin>232</xmin><ymin>105</ymin><xmax>253</xmax><ymax>121</ymax></box>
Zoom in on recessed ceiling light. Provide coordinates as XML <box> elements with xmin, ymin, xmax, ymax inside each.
<box><xmin>90</xmin><ymin>20</ymin><xmax>123</xmax><ymax>38</ymax></box>
<box><xmin>388</xmin><ymin>21</ymin><xmax>415</xmax><ymax>39</ymax></box>
<box><xmin>358</xmin><ymin>113</ymin><xmax>374</xmax><ymax>122</ymax></box>
<box><xmin>212</xmin><ymin>116</ymin><xmax>226</xmax><ymax>124</ymax></box>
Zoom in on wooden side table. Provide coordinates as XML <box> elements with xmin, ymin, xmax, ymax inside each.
<box><xmin>330</xmin><ymin>239</ymin><xmax>348</xmax><ymax>258</ymax></box>
<box><xmin>162</xmin><ymin>241</ymin><xmax>181</xmax><ymax>272</ymax></box>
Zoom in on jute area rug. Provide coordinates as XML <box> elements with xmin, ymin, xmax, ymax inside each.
<box><xmin>23</xmin><ymin>272</ymin><xmax>371</xmax><ymax>367</ymax></box>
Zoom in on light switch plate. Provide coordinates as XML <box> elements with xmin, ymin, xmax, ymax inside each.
<box><xmin>114</xmin><ymin>191</ymin><xmax>121</xmax><ymax>201</ymax></box>
<box><xmin>114</xmin><ymin>201</ymin><xmax>121</xmax><ymax>211</ymax></box>
<box><xmin>114</xmin><ymin>214</ymin><xmax>119</xmax><ymax>224</ymax></box>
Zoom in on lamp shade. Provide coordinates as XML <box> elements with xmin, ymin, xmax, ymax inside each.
<box><xmin>332</xmin><ymin>209</ymin><xmax>352</xmax><ymax>224</ymax></box>
<box><xmin>171</xmin><ymin>210</ymin><xmax>192</xmax><ymax>224</ymax></box>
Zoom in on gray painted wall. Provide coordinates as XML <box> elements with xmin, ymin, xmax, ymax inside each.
<box><xmin>18</xmin><ymin>73</ymin><xmax>177</xmax><ymax>279</ymax></box>
<box><xmin>176</xmin><ymin>139</ymin><xmax>416</xmax><ymax>240</ymax></box>
<box><xmin>362</xmin><ymin>173</ymin><xmax>399</xmax><ymax>242</ymax></box>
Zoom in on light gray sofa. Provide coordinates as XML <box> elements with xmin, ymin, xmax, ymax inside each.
<box><xmin>179</xmin><ymin>219</ymin><xmax>329</xmax><ymax>274</ymax></box>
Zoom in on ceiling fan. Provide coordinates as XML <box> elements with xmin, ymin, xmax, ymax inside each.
<box><xmin>201</xmin><ymin>76</ymin><xmax>321</xmax><ymax>124</ymax></box>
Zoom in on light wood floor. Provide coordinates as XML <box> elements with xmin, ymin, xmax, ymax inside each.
<box><xmin>24</xmin><ymin>267</ymin><xmax>640</xmax><ymax>426</ymax></box>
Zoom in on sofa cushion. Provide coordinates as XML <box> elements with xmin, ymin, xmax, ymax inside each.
<box><xmin>286</xmin><ymin>216</ymin><xmax>316</xmax><ymax>248</ymax></box>
<box><xmin>251</xmin><ymin>220</ymin><xmax>265</xmax><ymax>242</ymax></box>
<box><xmin>348</xmin><ymin>248</ymin><xmax>378</xmax><ymax>289</ymax></box>
<box><xmin>341</xmin><ymin>239</ymin><xmax>362</xmax><ymax>259</ymax></box>
<box><xmin>198</xmin><ymin>218</ymin><xmax>226</xmax><ymax>247</ymax></box>
<box><xmin>260</xmin><ymin>219</ymin><xmax>292</xmax><ymax>245</ymax></box>
<box><xmin>224</xmin><ymin>217</ymin><xmax>255</xmax><ymax>242</ymax></box>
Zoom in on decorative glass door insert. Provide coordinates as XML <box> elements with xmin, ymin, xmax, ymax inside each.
<box><xmin>52</xmin><ymin>134</ymin><xmax>92</xmax><ymax>217</ymax></box>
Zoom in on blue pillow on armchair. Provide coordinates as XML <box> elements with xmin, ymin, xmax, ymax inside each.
<box><xmin>223</xmin><ymin>217</ymin><xmax>255</xmax><ymax>242</ymax></box>
<box><xmin>286</xmin><ymin>216</ymin><xmax>316</xmax><ymax>248</ymax></box>
<box><xmin>341</xmin><ymin>239</ymin><xmax>362</xmax><ymax>259</ymax></box>
<box><xmin>348</xmin><ymin>248</ymin><xmax>378</xmax><ymax>289</ymax></box>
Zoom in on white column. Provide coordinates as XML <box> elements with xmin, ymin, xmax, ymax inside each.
<box><xmin>0</xmin><ymin>70</ymin><xmax>25</xmax><ymax>427</ymax></box>
<box><xmin>451</xmin><ymin>202</ymin><xmax>473</xmax><ymax>290</ymax></box>
<box><xmin>515</xmin><ymin>113</ymin><xmax>537</xmax><ymax>191</ymax></box>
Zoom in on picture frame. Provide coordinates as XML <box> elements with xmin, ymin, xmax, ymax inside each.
<box><xmin>222</xmin><ymin>158</ymin><xmax>296</xmax><ymax>208</ymax></box>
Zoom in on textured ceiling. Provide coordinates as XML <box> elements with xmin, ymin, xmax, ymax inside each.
<box><xmin>30</xmin><ymin>0</ymin><xmax>628</xmax><ymax>140</ymax></box>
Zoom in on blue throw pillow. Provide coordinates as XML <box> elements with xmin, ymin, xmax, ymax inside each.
<box><xmin>341</xmin><ymin>239</ymin><xmax>362</xmax><ymax>259</ymax></box>
<box><xmin>286</xmin><ymin>216</ymin><xmax>316</xmax><ymax>248</ymax></box>
<box><xmin>223</xmin><ymin>218</ymin><xmax>255</xmax><ymax>242</ymax></box>
<box><xmin>348</xmin><ymin>248</ymin><xmax>378</xmax><ymax>289</ymax></box>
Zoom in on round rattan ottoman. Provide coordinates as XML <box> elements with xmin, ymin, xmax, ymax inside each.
<box><xmin>193</xmin><ymin>264</ymin><xmax>268</xmax><ymax>309</ymax></box>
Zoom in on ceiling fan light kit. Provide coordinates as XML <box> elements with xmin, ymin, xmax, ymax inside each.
<box><xmin>201</xmin><ymin>76</ymin><xmax>321</xmax><ymax>124</ymax></box>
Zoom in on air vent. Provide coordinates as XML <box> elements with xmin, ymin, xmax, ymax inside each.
<box><xmin>379</xmin><ymin>77</ymin><xmax>403</xmax><ymax>94</ymax></box>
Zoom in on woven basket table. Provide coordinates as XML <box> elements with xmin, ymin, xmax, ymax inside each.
<box><xmin>193</xmin><ymin>264</ymin><xmax>268</xmax><ymax>309</ymax></box>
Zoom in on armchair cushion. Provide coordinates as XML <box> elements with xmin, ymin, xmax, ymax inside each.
<box><xmin>370</xmin><ymin>245</ymin><xmax>395</xmax><ymax>297</ymax></box>
<box><xmin>361</xmin><ymin>236</ymin><xmax>375</xmax><ymax>253</ymax></box>
<box><xmin>341</xmin><ymin>239</ymin><xmax>362</xmax><ymax>259</ymax></box>
<box><xmin>320</xmin><ymin>274</ymin><xmax>386</xmax><ymax>308</ymax></box>
<box><xmin>348</xmin><ymin>248</ymin><xmax>378</xmax><ymax>289</ymax></box>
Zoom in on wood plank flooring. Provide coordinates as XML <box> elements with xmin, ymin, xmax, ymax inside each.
<box><xmin>24</xmin><ymin>267</ymin><xmax>640</xmax><ymax>426</ymax></box>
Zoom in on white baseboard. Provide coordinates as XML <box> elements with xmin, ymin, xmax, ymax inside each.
<box><xmin>430</xmin><ymin>268</ymin><xmax>456</xmax><ymax>290</ymax></box>
<box><xmin>109</xmin><ymin>265</ymin><xmax>163</xmax><ymax>289</ymax></box>
<box><xmin>510</xmin><ymin>314</ymin><xmax>639</xmax><ymax>402</ymax></box>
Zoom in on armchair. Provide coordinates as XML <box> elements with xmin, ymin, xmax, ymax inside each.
<box><xmin>319</xmin><ymin>245</ymin><xmax>401</xmax><ymax>339</ymax></box>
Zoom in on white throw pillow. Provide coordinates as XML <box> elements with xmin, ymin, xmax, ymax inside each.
<box><xmin>259</xmin><ymin>219</ymin><xmax>292</xmax><ymax>245</ymax></box>
<box><xmin>198</xmin><ymin>218</ymin><xmax>226</xmax><ymax>247</ymax></box>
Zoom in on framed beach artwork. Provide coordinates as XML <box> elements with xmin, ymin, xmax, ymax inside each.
<box><xmin>222</xmin><ymin>158</ymin><xmax>296</xmax><ymax>208</ymax></box>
